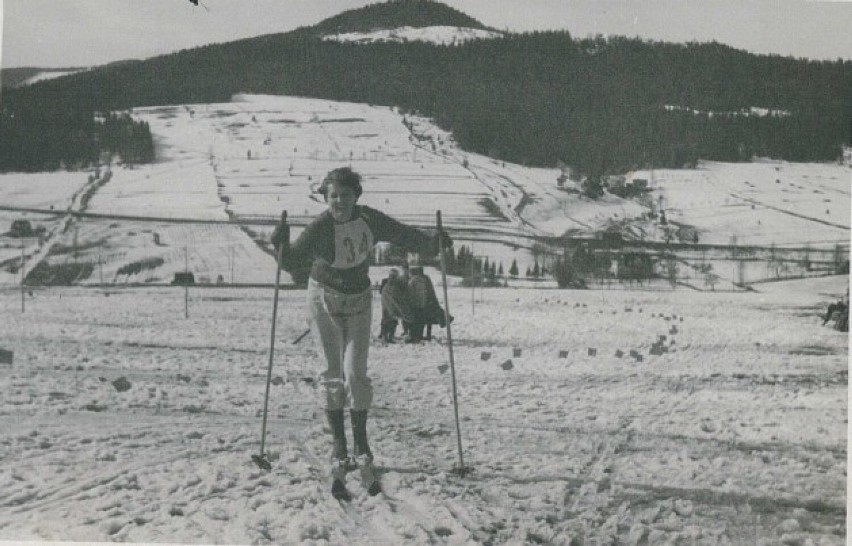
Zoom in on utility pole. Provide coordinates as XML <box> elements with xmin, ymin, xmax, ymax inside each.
<box><xmin>480</xmin><ymin>261</ymin><xmax>485</xmax><ymax>303</ymax></box>
<box><xmin>21</xmin><ymin>242</ymin><xmax>25</xmax><ymax>313</ymax></box>
<box><xmin>470</xmin><ymin>258</ymin><xmax>475</xmax><ymax>315</ymax></box>
<box><xmin>73</xmin><ymin>225</ymin><xmax>79</xmax><ymax>263</ymax></box>
<box><xmin>184</xmin><ymin>246</ymin><xmax>189</xmax><ymax>319</ymax></box>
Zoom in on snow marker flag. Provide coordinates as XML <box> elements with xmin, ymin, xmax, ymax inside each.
<box><xmin>0</xmin><ymin>348</ymin><xmax>13</xmax><ymax>365</ymax></box>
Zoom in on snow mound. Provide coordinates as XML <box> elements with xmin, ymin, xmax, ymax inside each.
<box><xmin>22</xmin><ymin>69</ymin><xmax>88</xmax><ymax>86</ymax></box>
<box><xmin>323</xmin><ymin>25</ymin><xmax>504</xmax><ymax>45</ymax></box>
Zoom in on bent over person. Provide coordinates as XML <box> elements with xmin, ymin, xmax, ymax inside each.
<box><xmin>271</xmin><ymin>167</ymin><xmax>451</xmax><ymax>499</ymax></box>
<box><xmin>379</xmin><ymin>268</ymin><xmax>417</xmax><ymax>343</ymax></box>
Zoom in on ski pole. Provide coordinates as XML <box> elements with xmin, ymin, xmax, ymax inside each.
<box><xmin>253</xmin><ymin>210</ymin><xmax>287</xmax><ymax>471</ymax></box>
<box><xmin>436</xmin><ymin>210</ymin><xmax>467</xmax><ymax>476</ymax></box>
<box><xmin>291</xmin><ymin>327</ymin><xmax>311</xmax><ymax>345</ymax></box>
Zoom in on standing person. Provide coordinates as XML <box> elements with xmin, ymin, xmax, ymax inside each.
<box><xmin>271</xmin><ymin>167</ymin><xmax>451</xmax><ymax>499</ymax></box>
<box><xmin>399</xmin><ymin>263</ymin><xmax>412</xmax><ymax>339</ymax></box>
<box><xmin>407</xmin><ymin>265</ymin><xmax>445</xmax><ymax>342</ymax></box>
<box><xmin>378</xmin><ymin>272</ymin><xmax>395</xmax><ymax>342</ymax></box>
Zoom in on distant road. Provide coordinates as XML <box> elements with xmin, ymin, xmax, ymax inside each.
<box><xmin>0</xmin><ymin>204</ymin><xmax>532</xmax><ymax>240</ymax></box>
<box><xmin>0</xmin><ymin>204</ymin><xmax>293</xmax><ymax>227</ymax></box>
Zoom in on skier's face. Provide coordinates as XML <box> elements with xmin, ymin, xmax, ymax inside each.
<box><xmin>326</xmin><ymin>181</ymin><xmax>358</xmax><ymax>223</ymax></box>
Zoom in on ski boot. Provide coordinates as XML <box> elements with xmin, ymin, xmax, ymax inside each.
<box><xmin>351</xmin><ymin>410</ymin><xmax>381</xmax><ymax>496</ymax></box>
<box><xmin>330</xmin><ymin>458</ymin><xmax>352</xmax><ymax>501</ymax></box>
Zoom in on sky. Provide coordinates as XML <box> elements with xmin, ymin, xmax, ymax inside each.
<box><xmin>1</xmin><ymin>0</ymin><xmax>851</xmax><ymax>69</ymax></box>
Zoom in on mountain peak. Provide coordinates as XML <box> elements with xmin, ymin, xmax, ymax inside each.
<box><xmin>310</xmin><ymin>0</ymin><xmax>490</xmax><ymax>35</ymax></box>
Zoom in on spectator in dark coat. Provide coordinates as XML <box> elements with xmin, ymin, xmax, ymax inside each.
<box><xmin>379</xmin><ymin>269</ymin><xmax>416</xmax><ymax>342</ymax></box>
<box><xmin>823</xmin><ymin>290</ymin><xmax>849</xmax><ymax>331</ymax></box>
<box><xmin>407</xmin><ymin>265</ymin><xmax>446</xmax><ymax>342</ymax></box>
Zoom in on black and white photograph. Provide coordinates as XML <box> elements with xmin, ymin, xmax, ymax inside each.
<box><xmin>0</xmin><ymin>1</ymin><xmax>849</xmax><ymax>544</ymax></box>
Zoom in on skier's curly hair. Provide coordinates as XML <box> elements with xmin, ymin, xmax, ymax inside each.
<box><xmin>318</xmin><ymin>167</ymin><xmax>363</xmax><ymax>200</ymax></box>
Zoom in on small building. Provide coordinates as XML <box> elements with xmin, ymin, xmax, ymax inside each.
<box><xmin>603</xmin><ymin>175</ymin><xmax>626</xmax><ymax>189</ymax></box>
<box><xmin>627</xmin><ymin>170</ymin><xmax>653</xmax><ymax>189</ymax></box>
<box><xmin>598</xmin><ymin>231</ymin><xmax>624</xmax><ymax>248</ymax></box>
<box><xmin>171</xmin><ymin>272</ymin><xmax>195</xmax><ymax>285</ymax></box>
<box><xmin>555</xmin><ymin>161</ymin><xmax>574</xmax><ymax>188</ymax></box>
<box><xmin>631</xmin><ymin>178</ymin><xmax>649</xmax><ymax>190</ymax></box>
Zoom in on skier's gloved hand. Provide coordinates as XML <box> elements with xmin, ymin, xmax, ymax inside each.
<box><xmin>431</xmin><ymin>230</ymin><xmax>453</xmax><ymax>255</ymax></box>
<box><xmin>271</xmin><ymin>220</ymin><xmax>290</xmax><ymax>252</ymax></box>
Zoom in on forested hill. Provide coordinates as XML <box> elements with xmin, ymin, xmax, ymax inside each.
<box><xmin>1</xmin><ymin>0</ymin><xmax>850</xmax><ymax>174</ymax></box>
<box><xmin>308</xmin><ymin>0</ymin><xmax>491</xmax><ymax>34</ymax></box>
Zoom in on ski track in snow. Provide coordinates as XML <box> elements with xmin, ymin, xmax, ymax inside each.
<box><xmin>0</xmin><ymin>275</ymin><xmax>846</xmax><ymax>544</ymax></box>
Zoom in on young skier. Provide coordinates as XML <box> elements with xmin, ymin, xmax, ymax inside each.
<box><xmin>271</xmin><ymin>167</ymin><xmax>451</xmax><ymax>499</ymax></box>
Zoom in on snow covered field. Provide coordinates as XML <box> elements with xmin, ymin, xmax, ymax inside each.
<box><xmin>0</xmin><ymin>274</ymin><xmax>847</xmax><ymax>545</ymax></box>
<box><xmin>1</xmin><ymin>94</ymin><xmax>848</xmax><ymax>289</ymax></box>
<box><xmin>0</xmin><ymin>92</ymin><xmax>848</xmax><ymax>544</ymax></box>
<box><xmin>646</xmin><ymin>161</ymin><xmax>850</xmax><ymax>247</ymax></box>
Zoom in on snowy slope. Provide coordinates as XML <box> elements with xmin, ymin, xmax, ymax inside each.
<box><xmin>0</xmin><ymin>92</ymin><xmax>847</xmax><ymax>545</ymax></box>
<box><xmin>0</xmin><ymin>93</ymin><xmax>848</xmax><ymax>290</ymax></box>
<box><xmin>0</xmin><ymin>275</ymin><xmax>845</xmax><ymax>544</ymax></box>
<box><xmin>645</xmin><ymin>161</ymin><xmax>850</xmax><ymax>247</ymax></box>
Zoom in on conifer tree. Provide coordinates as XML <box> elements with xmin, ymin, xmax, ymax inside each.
<box><xmin>509</xmin><ymin>259</ymin><xmax>519</xmax><ymax>278</ymax></box>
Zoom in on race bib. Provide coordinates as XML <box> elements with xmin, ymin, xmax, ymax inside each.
<box><xmin>332</xmin><ymin>217</ymin><xmax>374</xmax><ymax>269</ymax></box>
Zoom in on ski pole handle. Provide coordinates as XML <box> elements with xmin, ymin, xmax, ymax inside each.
<box><xmin>276</xmin><ymin>210</ymin><xmax>287</xmax><ymax>268</ymax></box>
<box><xmin>273</xmin><ymin>210</ymin><xmax>289</xmax><ymax>265</ymax></box>
<box><xmin>436</xmin><ymin>210</ymin><xmax>447</xmax><ymax>255</ymax></box>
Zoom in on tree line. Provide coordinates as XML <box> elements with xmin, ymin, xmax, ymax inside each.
<box><xmin>379</xmin><ymin>242</ymin><xmax>554</xmax><ymax>287</ymax></box>
<box><xmin>0</xmin><ymin>83</ymin><xmax>154</xmax><ymax>171</ymax></box>
<box><xmin>1</xmin><ymin>24</ymin><xmax>848</xmax><ymax>174</ymax></box>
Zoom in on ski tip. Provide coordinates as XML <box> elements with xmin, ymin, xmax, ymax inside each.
<box><xmin>367</xmin><ymin>481</ymin><xmax>382</xmax><ymax>496</ymax></box>
<box><xmin>332</xmin><ymin>479</ymin><xmax>352</xmax><ymax>502</ymax></box>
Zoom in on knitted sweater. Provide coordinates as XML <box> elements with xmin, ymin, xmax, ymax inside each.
<box><xmin>281</xmin><ymin>205</ymin><xmax>434</xmax><ymax>294</ymax></box>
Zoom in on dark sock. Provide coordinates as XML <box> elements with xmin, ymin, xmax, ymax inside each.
<box><xmin>326</xmin><ymin>410</ymin><xmax>347</xmax><ymax>460</ymax></box>
<box><xmin>350</xmin><ymin>410</ymin><xmax>372</xmax><ymax>458</ymax></box>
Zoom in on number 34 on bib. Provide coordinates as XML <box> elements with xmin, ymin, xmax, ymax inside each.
<box><xmin>333</xmin><ymin>218</ymin><xmax>374</xmax><ymax>269</ymax></box>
